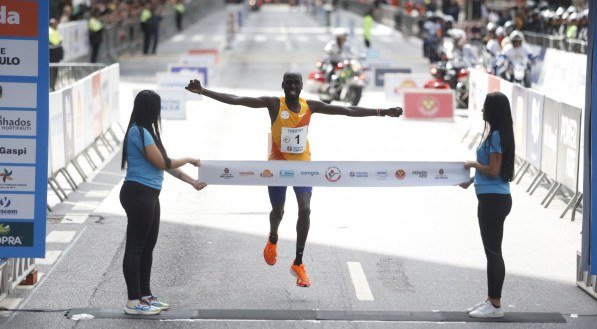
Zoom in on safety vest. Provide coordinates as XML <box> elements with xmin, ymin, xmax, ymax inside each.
<box><xmin>49</xmin><ymin>27</ymin><xmax>62</xmax><ymax>46</ymax></box>
<box><xmin>140</xmin><ymin>9</ymin><xmax>152</xmax><ymax>23</ymax></box>
<box><xmin>88</xmin><ymin>17</ymin><xmax>103</xmax><ymax>32</ymax></box>
<box><xmin>175</xmin><ymin>3</ymin><xmax>185</xmax><ymax>13</ymax></box>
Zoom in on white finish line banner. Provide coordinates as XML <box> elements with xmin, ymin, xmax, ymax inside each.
<box><xmin>198</xmin><ymin>161</ymin><xmax>470</xmax><ymax>187</ymax></box>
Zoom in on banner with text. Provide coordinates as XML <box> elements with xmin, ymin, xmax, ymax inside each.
<box><xmin>198</xmin><ymin>161</ymin><xmax>470</xmax><ymax>187</ymax></box>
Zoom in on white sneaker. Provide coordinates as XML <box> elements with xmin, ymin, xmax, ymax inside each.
<box><xmin>468</xmin><ymin>300</ymin><xmax>504</xmax><ymax>318</ymax></box>
<box><xmin>466</xmin><ymin>300</ymin><xmax>488</xmax><ymax>312</ymax></box>
<box><xmin>124</xmin><ymin>300</ymin><xmax>162</xmax><ymax>315</ymax></box>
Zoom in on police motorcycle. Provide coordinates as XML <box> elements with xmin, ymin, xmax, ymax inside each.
<box><xmin>434</xmin><ymin>29</ymin><xmax>473</xmax><ymax>108</ymax></box>
<box><xmin>307</xmin><ymin>28</ymin><xmax>368</xmax><ymax>106</ymax></box>
<box><xmin>313</xmin><ymin>55</ymin><xmax>367</xmax><ymax>106</ymax></box>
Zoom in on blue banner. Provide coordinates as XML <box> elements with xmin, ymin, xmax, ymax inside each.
<box><xmin>0</xmin><ymin>0</ymin><xmax>48</xmax><ymax>258</ymax></box>
<box><xmin>585</xmin><ymin>0</ymin><xmax>596</xmax><ymax>274</ymax></box>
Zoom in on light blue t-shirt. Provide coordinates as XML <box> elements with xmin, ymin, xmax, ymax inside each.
<box><xmin>474</xmin><ymin>130</ymin><xmax>510</xmax><ymax>195</ymax></box>
<box><xmin>124</xmin><ymin>125</ymin><xmax>164</xmax><ymax>190</ymax></box>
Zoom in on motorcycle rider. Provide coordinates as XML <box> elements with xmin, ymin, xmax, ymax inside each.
<box><xmin>499</xmin><ymin>31</ymin><xmax>535</xmax><ymax>87</ymax></box>
<box><xmin>323</xmin><ymin>28</ymin><xmax>357</xmax><ymax>89</ymax></box>
<box><xmin>484</xmin><ymin>23</ymin><xmax>501</xmax><ymax>74</ymax></box>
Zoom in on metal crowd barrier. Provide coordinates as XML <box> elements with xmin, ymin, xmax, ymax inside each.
<box><xmin>0</xmin><ymin>258</ymin><xmax>36</xmax><ymax>297</ymax></box>
<box><xmin>49</xmin><ymin>63</ymin><xmax>106</xmax><ymax>92</ymax></box>
<box><xmin>464</xmin><ymin>69</ymin><xmax>583</xmax><ymax>220</ymax></box>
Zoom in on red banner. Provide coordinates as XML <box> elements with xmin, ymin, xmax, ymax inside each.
<box><xmin>0</xmin><ymin>1</ymin><xmax>38</xmax><ymax>37</ymax></box>
<box><xmin>403</xmin><ymin>89</ymin><xmax>454</xmax><ymax>120</ymax></box>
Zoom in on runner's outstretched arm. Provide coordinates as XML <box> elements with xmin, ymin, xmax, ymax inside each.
<box><xmin>307</xmin><ymin>100</ymin><xmax>403</xmax><ymax>117</ymax></box>
<box><xmin>185</xmin><ymin>79</ymin><xmax>275</xmax><ymax>108</ymax></box>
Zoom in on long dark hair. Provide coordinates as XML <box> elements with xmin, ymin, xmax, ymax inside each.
<box><xmin>121</xmin><ymin>90</ymin><xmax>171</xmax><ymax>170</ymax></box>
<box><xmin>480</xmin><ymin>92</ymin><xmax>515</xmax><ymax>182</ymax></box>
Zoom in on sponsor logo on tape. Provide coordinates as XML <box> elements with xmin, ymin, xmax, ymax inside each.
<box><xmin>435</xmin><ymin>168</ymin><xmax>448</xmax><ymax>180</ymax></box>
<box><xmin>219</xmin><ymin>167</ymin><xmax>234</xmax><ymax>179</ymax></box>
<box><xmin>300</xmin><ymin>171</ymin><xmax>319</xmax><ymax>176</ymax></box>
<box><xmin>349</xmin><ymin>171</ymin><xmax>368</xmax><ymax>178</ymax></box>
<box><xmin>260</xmin><ymin>169</ymin><xmax>273</xmax><ymax>178</ymax></box>
<box><xmin>375</xmin><ymin>170</ymin><xmax>388</xmax><ymax>180</ymax></box>
<box><xmin>412</xmin><ymin>170</ymin><xmax>428</xmax><ymax>178</ymax></box>
<box><xmin>325</xmin><ymin>166</ymin><xmax>341</xmax><ymax>182</ymax></box>
<box><xmin>279</xmin><ymin>170</ymin><xmax>295</xmax><ymax>178</ymax></box>
<box><xmin>395</xmin><ymin>169</ymin><xmax>406</xmax><ymax>180</ymax></box>
<box><xmin>239</xmin><ymin>171</ymin><xmax>255</xmax><ymax>176</ymax></box>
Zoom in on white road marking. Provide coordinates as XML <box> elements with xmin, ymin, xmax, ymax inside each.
<box><xmin>172</xmin><ymin>34</ymin><xmax>185</xmax><ymax>42</ymax></box>
<box><xmin>236</xmin><ymin>34</ymin><xmax>247</xmax><ymax>42</ymax></box>
<box><xmin>347</xmin><ymin>262</ymin><xmax>374</xmax><ymax>301</ymax></box>
<box><xmin>191</xmin><ymin>34</ymin><xmax>205</xmax><ymax>42</ymax></box>
<box><xmin>36</xmin><ymin>250</ymin><xmax>62</xmax><ymax>266</ymax></box>
<box><xmin>212</xmin><ymin>35</ymin><xmax>224</xmax><ymax>42</ymax></box>
<box><xmin>60</xmin><ymin>214</ymin><xmax>89</xmax><ymax>224</ymax></box>
<box><xmin>72</xmin><ymin>202</ymin><xmax>99</xmax><ymax>211</ymax></box>
<box><xmin>317</xmin><ymin>35</ymin><xmax>329</xmax><ymax>42</ymax></box>
<box><xmin>84</xmin><ymin>190</ymin><xmax>109</xmax><ymax>198</ymax></box>
<box><xmin>0</xmin><ymin>298</ymin><xmax>22</xmax><ymax>315</ymax></box>
<box><xmin>254</xmin><ymin>34</ymin><xmax>267</xmax><ymax>42</ymax></box>
<box><xmin>46</xmin><ymin>231</ymin><xmax>77</xmax><ymax>243</ymax></box>
<box><xmin>295</xmin><ymin>35</ymin><xmax>309</xmax><ymax>42</ymax></box>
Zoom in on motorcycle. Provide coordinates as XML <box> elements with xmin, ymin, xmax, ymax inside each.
<box><xmin>425</xmin><ymin>60</ymin><xmax>469</xmax><ymax>108</ymax></box>
<box><xmin>496</xmin><ymin>56</ymin><xmax>532</xmax><ymax>88</ymax></box>
<box><xmin>308</xmin><ymin>57</ymin><xmax>368</xmax><ymax>106</ymax></box>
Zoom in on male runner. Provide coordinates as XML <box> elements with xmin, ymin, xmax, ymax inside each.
<box><xmin>185</xmin><ymin>72</ymin><xmax>402</xmax><ymax>287</ymax></box>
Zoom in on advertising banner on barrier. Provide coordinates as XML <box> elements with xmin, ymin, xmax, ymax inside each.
<box><xmin>467</xmin><ymin>69</ymin><xmax>487</xmax><ymax>131</ymax></box>
<box><xmin>541</xmin><ymin>97</ymin><xmax>560</xmax><ymax>179</ymax></box>
<box><xmin>384</xmin><ymin>74</ymin><xmax>428</xmax><ymax>101</ymax></box>
<box><xmin>539</xmin><ymin>48</ymin><xmax>586</xmax><ymax>109</ymax></box>
<box><xmin>512</xmin><ymin>85</ymin><xmax>528</xmax><ymax>158</ymax></box>
<box><xmin>62</xmin><ymin>89</ymin><xmax>75</xmax><ymax>163</ymax></box>
<box><xmin>402</xmin><ymin>89</ymin><xmax>454</xmax><ymax>120</ymax></box>
<box><xmin>525</xmin><ymin>89</ymin><xmax>544</xmax><ymax>169</ymax></box>
<box><xmin>49</xmin><ymin>92</ymin><xmax>65</xmax><ymax>172</ymax></box>
<box><xmin>0</xmin><ymin>0</ymin><xmax>49</xmax><ymax>257</ymax></box>
<box><xmin>72</xmin><ymin>82</ymin><xmax>86</xmax><ymax>155</ymax></box>
<box><xmin>556</xmin><ymin>104</ymin><xmax>582</xmax><ymax>192</ymax></box>
<box><xmin>155</xmin><ymin>89</ymin><xmax>187</xmax><ymax>120</ymax></box>
<box><xmin>374</xmin><ymin>67</ymin><xmax>411</xmax><ymax>87</ymax></box>
<box><xmin>198</xmin><ymin>161</ymin><xmax>470</xmax><ymax>187</ymax></box>
<box><xmin>156</xmin><ymin>72</ymin><xmax>203</xmax><ymax>100</ymax></box>
<box><xmin>488</xmin><ymin>74</ymin><xmax>500</xmax><ymax>93</ymax></box>
<box><xmin>168</xmin><ymin>64</ymin><xmax>208</xmax><ymax>87</ymax></box>
<box><xmin>188</xmin><ymin>48</ymin><xmax>220</xmax><ymax>64</ymax></box>
<box><xmin>58</xmin><ymin>20</ymin><xmax>89</xmax><ymax>62</ymax></box>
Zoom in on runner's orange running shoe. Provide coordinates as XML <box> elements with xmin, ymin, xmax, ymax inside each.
<box><xmin>263</xmin><ymin>240</ymin><xmax>277</xmax><ymax>266</ymax></box>
<box><xmin>290</xmin><ymin>262</ymin><xmax>311</xmax><ymax>287</ymax></box>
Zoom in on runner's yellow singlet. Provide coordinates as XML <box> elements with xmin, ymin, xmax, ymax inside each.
<box><xmin>269</xmin><ymin>97</ymin><xmax>311</xmax><ymax>161</ymax></box>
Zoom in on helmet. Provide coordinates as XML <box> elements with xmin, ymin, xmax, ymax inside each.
<box><xmin>566</xmin><ymin>5</ymin><xmax>576</xmax><ymax>14</ymax></box>
<box><xmin>495</xmin><ymin>26</ymin><xmax>506</xmax><ymax>37</ymax></box>
<box><xmin>566</xmin><ymin>12</ymin><xmax>578</xmax><ymax>22</ymax></box>
<box><xmin>510</xmin><ymin>30</ymin><xmax>524</xmax><ymax>42</ymax></box>
<box><xmin>504</xmin><ymin>20</ymin><xmax>515</xmax><ymax>35</ymax></box>
<box><xmin>333</xmin><ymin>28</ymin><xmax>348</xmax><ymax>38</ymax></box>
<box><xmin>555</xmin><ymin>7</ymin><xmax>565</xmax><ymax>16</ymax></box>
<box><xmin>486</xmin><ymin>22</ymin><xmax>497</xmax><ymax>33</ymax></box>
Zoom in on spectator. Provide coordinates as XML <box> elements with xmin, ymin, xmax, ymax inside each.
<box><xmin>59</xmin><ymin>5</ymin><xmax>72</xmax><ymax>24</ymax></box>
<box><xmin>49</xmin><ymin>19</ymin><xmax>64</xmax><ymax>91</ymax></box>
<box><xmin>446</xmin><ymin>0</ymin><xmax>459</xmax><ymax>22</ymax></box>
<box><xmin>363</xmin><ymin>8</ymin><xmax>374</xmax><ymax>48</ymax></box>
<box><xmin>565</xmin><ymin>12</ymin><xmax>578</xmax><ymax>39</ymax></box>
<box><xmin>175</xmin><ymin>0</ymin><xmax>185</xmax><ymax>32</ymax></box>
<box><xmin>88</xmin><ymin>9</ymin><xmax>104</xmax><ymax>63</ymax></box>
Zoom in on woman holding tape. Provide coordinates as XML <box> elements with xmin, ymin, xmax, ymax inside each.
<box><xmin>459</xmin><ymin>91</ymin><xmax>515</xmax><ymax>318</ymax></box>
<box><xmin>120</xmin><ymin>90</ymin><xmax>207</xmax><ymax>315</ymax></box>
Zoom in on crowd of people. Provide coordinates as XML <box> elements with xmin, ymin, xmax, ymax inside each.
<box><xmin>381</xmin><ymin>0</ymin><xmax>589</xmax><ymax>43</ymax></box>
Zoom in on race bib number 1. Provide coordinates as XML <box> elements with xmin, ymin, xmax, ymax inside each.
<box><xmin>281</xmin><ymin>126</ymin><xmax>308</xmax><ymax>154</ymax></box>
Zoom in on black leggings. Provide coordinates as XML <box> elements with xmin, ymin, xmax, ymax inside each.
<box><xmin>120</xmin><ymin>181</ymin><xmax>161</xmax><ymax>300</ymax></box>
<box><xmin>477</xmin><ymin>193</ymin><xmax>512</xmax><ymax>299</ymax></box>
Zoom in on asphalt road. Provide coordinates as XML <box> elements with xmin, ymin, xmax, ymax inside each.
<box><xmin>1</xmin><ymin>5</ymin><xmax>596</xmax><ymax>329</ymax></box>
